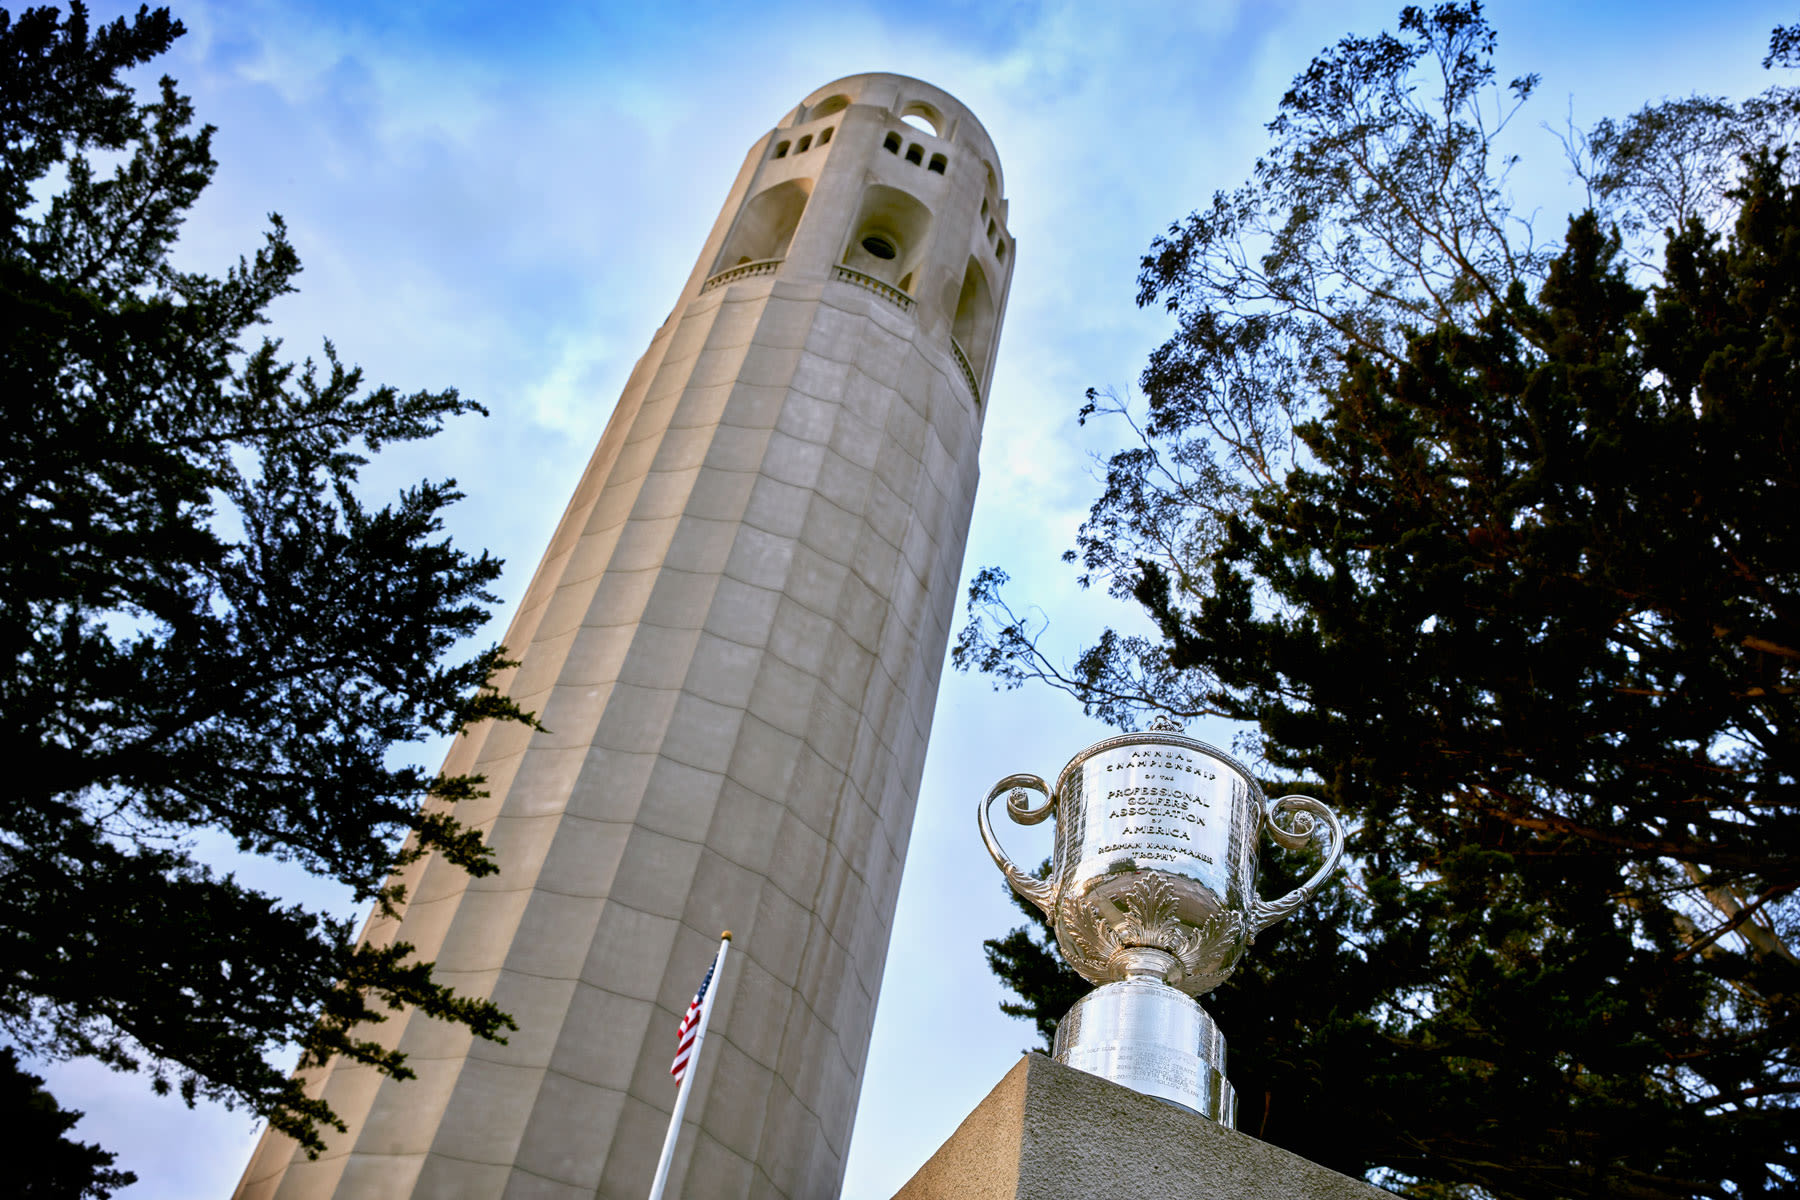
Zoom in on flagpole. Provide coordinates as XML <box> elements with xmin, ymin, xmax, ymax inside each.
<box><xmin>648</xmin><ymin>931</ymin><xmax>731</xmax><ymax>1200</ymax></box>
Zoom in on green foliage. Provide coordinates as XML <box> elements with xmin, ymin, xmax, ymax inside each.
<box><xmin>1765</xmin><ymin>22</ymin><xmax>1800</xmax><ymax>71</ymax></box>
<box><xmin>0</xmin><ymin>2</ymin><xmax>534</xmax><ymax>1158</ymax></box>
<box><xmin>957</xmin><ymin>2</ymin><xmax>1554</xmax><ymax>729</ymax></box>
<box><xmin>980</xmin><ymin>861</ymin><xmax>1087</xmax><ymax>1050</ymax></box>
<box><xmin>1580</xmin><ymin>92</ymin><xmax>1800</xmax><ymax>260</ymax></box>
<box><xmin>954</xmin><ymin>3</ymin><xmax>1799</xmax><ymax>732</ymax></box>
<box><xmin>2</xmin><ymin>1047</ymin><xmax>135</xmax><ymax>1198</ymax></box>
<box><xmin>967</xmin><ymin>5</ymin><xmax>1799</xmax><ymax>1197</ymax></box>
<box><xmin>1170</xmin><ymin>193</ymin><xmax>1796</xmax><ymax>1197</ymax></box>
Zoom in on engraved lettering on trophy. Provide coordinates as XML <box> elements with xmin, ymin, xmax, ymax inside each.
<box><xmin>1107</xmin><ymin>782</ymin><xmax>1210</xmax><ymax>835</ymax></box>
<box><xmin>1104</xmin><ymin>753</ymin><xmax>1218</xmax><ymax>783</ymax></box>
<box><xmin>1100</xmin><ymin>1046</ymin><xmax>1201</xmax><ymax>1093</ymax></box>
<box><xmin>1096</xmin><ymin>840</ymin><xmax>1210</xmax><ymax>864</ymax></box>
<box><xmin>1109</xmin><ymin>801</ymin><xmax>1207</xmax><ymax>821</ymax></box>
<box><xmin>1104</xmin><ymin>783</ymin><xmax>1213</xmax><ymax>808</ymax></box>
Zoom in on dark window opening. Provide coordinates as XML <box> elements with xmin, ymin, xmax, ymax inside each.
<box><xmin>797</xmin><ymin>135</ymin><xmax>812</xmax><ymax>152</ymax></box>
<box><xmin>883</xmin><ymin>132</ymin><xmax>901</xmax><ymax>154</ymax></box>
<box><xmin>904</xmin><ymin>144</ymin><xmax>924</xmax><ymax>165</ymax></box>
<box><xmin>774</xmin><ymin>140</ymin><xmax>790</xmax><ymax>158</ymax></box>
<box><xmin>987</xmin><ymin>218</ymin><xmax>997</xmax><ymax>237</ymax></box>
<box><xmin>861</xmin><ymin>235</ymin><xmax>898</xmax><ymax>260</ymax></box>
<box><xmin>819</xmin><ymin>126</ymin><xmax>833</xmax><ymax>144</ymax></box>
<box><xmin>927</xmin><ymin>153</ymin><xmax>947</xmax><ymax>174</ymax></box>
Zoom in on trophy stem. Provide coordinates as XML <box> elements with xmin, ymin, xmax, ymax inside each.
<box><xmin>1051</xmin><ymin>977</ymin><xmax>1238</xmax><ymax>1128</ymax></box>
<box><xmin>1113</xmin><ymin>946</ymin><xmax>1180</xmax><ymax>982</ymax></box>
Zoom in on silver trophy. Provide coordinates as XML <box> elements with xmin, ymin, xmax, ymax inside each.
<box><xmin>980</xmin><ymin>722</ymin><xmax>1344</xmax><ymax>1125</ymax></box>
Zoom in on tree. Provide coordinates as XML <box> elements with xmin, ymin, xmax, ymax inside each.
<box><xmin>957</xmin><ymin>3</ymin><xmax>1797</xmax><ymax>727</ymax></box>
<box><xmin>2</xmin><ymin>1047</ymin><xmax>136</xmax><ymax>1198</ymax></box>
<box><xmin>965</xmin><ymin>6</ymin><xmax>1797</xmax><ymax>1197</ymax></box>
<box><xmin>959</xmin><ymin>2</ymin><xmax>1555</xmax><ymax>728</ymax></box>
<box><xmin>0</xmin><ymin>2</ymin><xmax>535</xmax><ymax>1161</ymax></box>
<box><xmin>980</xmin><ymin>861</ymin><xmax>1086</xmax><ymax>1050</ymax></box>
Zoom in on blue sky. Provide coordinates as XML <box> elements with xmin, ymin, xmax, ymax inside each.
<box><xmin>34</xmin><ymin>1</ymin><xmax>1796</xmax><ymax>1195</ymax></box>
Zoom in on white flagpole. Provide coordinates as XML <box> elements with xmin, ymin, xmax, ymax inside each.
<box><xmin>647</xmin><ymin>931</ymin><xmax>731</xmax><ymax>1200</ymax></box>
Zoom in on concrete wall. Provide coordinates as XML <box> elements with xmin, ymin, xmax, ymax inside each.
<box><xmin>895</xmin><ymin>1055</ymin><xmax>1397</xmax><ymax>1200</ymax></box>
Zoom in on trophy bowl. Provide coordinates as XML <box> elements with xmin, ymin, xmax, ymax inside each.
<box><xmin>980</xmin><ymin>726</ymin><xmax>1344</xmax><ymax>1120</ymax></box>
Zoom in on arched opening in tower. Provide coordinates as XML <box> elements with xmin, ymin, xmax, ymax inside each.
<box><xmin>900</xmin><ymin>101</ymin><xmax>942</xmax><ymax>137</ymax></box>
<box><xmin>952</xmin><ymin>257</ymin><xmax>995</xmax><ymax>377</ymax></box>
<box><xmin>714</xmin><ymin>178</ymin><xmax>812</xmax><ymax>273</ymax></box>
<box><xmin>841</xmin><ymin>184</ymin><xmax>932</xmax><ymax>292</ymax></box>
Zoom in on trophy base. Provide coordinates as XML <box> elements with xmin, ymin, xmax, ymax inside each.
<box><xmin>1051</xmin><ymin>977</ymin><xmax>1238</xmax><ymax>1127</ymax></box>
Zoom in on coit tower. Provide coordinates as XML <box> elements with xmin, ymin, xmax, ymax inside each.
<box><xmin>235</xmin><ymin>73</ymin><xmax>1012</xmax><ymax>1199</ymax></box>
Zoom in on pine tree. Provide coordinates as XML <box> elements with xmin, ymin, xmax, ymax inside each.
<box><xmin>1</xmin><ymin>2</ymin><xmax>535</xmax><ymax>1159</ymax></box>
<box><xmin>966</xmin><ymin>8</ymin><xmax>1798</xmax><ymax>1196</ymax></box>
<box><xmin>2</xmin><ymin>1047</ymin><xmax>135</xmax><ymax>1198</ymax></box>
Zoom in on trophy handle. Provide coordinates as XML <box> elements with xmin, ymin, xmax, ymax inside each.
<box><xmin>1248</xmin><ymin>794</ymin><xmax>1345</xmax><ymax>936</ymax></box>
<box><xmin>979</xmin><ymin>773</ymin><xmax>1058</xmax><ymax>916</ymax></box>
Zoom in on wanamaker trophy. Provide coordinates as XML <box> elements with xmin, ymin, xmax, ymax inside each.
<box><xmin>980</xmin><ymin>719</ymin><xmax>1345</xmax><ymax>1126</ymax></box>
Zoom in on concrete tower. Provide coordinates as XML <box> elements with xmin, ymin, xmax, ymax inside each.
<box><xmin>235</xmin><ymin>73</ymin><xmax>1013</xmax><ymax>1199</ymax></box>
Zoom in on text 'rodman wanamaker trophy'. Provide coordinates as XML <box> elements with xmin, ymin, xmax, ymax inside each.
<box><xmin>980</xmin><ymin>719</ymin><xmax>1344</xmax><ymax>1125</ymax></box>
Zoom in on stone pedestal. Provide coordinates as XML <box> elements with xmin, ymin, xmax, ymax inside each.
<box><xmin>892</xmin><ymin>1054</ymin><xmax>1395</xmax><ymax>1200</ymax></box>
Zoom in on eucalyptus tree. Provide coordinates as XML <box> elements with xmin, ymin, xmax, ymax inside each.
<box><xmin>966</xmin><ymin>7</ymin><xmax>1799</xmax><ymax>1197</ymax></box>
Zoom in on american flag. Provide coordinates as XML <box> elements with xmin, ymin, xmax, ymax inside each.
<box><xmin>669</xmin><ymin>957</ymin><xmax>717</xmax><ymax>1084</ymax></box>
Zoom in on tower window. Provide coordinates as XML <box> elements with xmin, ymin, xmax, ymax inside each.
<box><xmin>904</xmin><ymin>144</ymin><xmax>923</xmax><ymax>165</ymax></box>
<box><xmin>774</xmin><ymin>140</ymin><xmax>791</xmax><ymax>158</ymax></box>
<box><xmin>797</xmin><ymin>134</ymin><xmax>813</xmax><ymax>152</ymax></box>
<box><xmin>927</xmin><ymin>153</ymin><xmax>947</xmax><ymax>174</ymax></box>
<box><xmin>987</xmin><ymin>218</ymin><xmax>997</xmax><ymax>237</ymax></box>
<box><xmin>995</xmin><ymin>238</ymin><xmax>1007</xmax><ymax>260</ymax></box>
<box><xmin>980</xmin><ymin>198</ymin><xmax>989</xmax><ymax>218</ymax></box>
<box><xmin>953</xmin><ymin>257</ymin><xmax>996</xmax><ymax>394</ymax></box>
<box><xmin>883</xmin><ymin>132</ymin><xmax>901</xmax><ymax>154</ymax></box>
<box><xmin>900</xmin><ymin>102</ymin><xmax>941</xmax><ymax>137</ymax></box>
<box><xmin>711</xmin><ymin>178</ymin><xmax>812</xmax><ymax>275</ymax></box>
<box><xmin>819</xmin><ymin>126</ymin><xmax>833</xmax><ymax>144</ymax></box>
<box><xmin>843</xmin><ymin>184</ymin><xmax>930</xmax><ymax>290</ymax></box>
